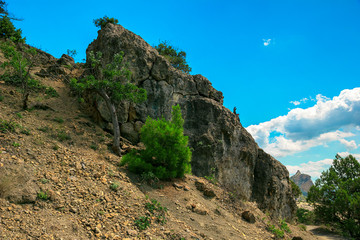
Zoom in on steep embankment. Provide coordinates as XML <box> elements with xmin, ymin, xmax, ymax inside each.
<box><xmin>87</xmin><ymin>23</ymin><xmax>296</xmax><ymax>220</ymax></box>
<box><xmin>0</xmin><ymin>43</ymin><xmax>319</xmax><ymax>239</ymax></box>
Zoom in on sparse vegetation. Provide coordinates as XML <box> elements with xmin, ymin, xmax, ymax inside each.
<box><xmin>267</xmin><ymin>224</ymin><xmax>284</xmax><ymax>239</ymax></box>
<box><xmin>122</xmin><ymin>105</ymin><xmax>191</xmax><ymax>180</ymax></box>
<box><xmin>154</xmin><ymin>40</ymin><xmax>192</xmax><ymax>74</ymax></box>
<box><xmin>205</xmin><ymin>167</ymin><xmax>217</xmax><ymax>185</ymax></box>
<box><xmin>37</xmin><ymin>190</ymin><xmax>49</xmax><ymax>200</ymax></box>
<box><xmin>0</xmin><ymin>119</ymin><xmax>17</xmax><ymax>133</ymax></box>
<box><xmin>296</xmin><ymin>208</ymin><xmax>315</xmax><ymax>225</ymax></box>
<box><xmin>290</xmin><ymin>179</ymin><xmax>302</xmax><ymax>199</ymax></box>
<box><xmin>0</xmin><ymin>41</ymin><xmax>36</xmax><ymax>109</ymax></box>
<box><xmin>56</xmin><ymin>130</ymin><xmax>71</xmax><ymax>142</ymax></box>
<box><xmin>110</xmin><ymin>182</ymin><xmax>119</xmax><ymax>191</ymax></box>
<box><xmin>134</xmin><ymin>216</ymin><xmax>150</xmax><ymax>230</ymax></box>
<box><xmin>93</xmin><ymin>16</ymin><xmax>119</xmax><ymax>29</ymax></box>
<box><xmin>53</xmin><ymin>117</ymin><xmax>64</xmax><ymax>123</ymax></box>
<box><xmin>70</xmin><ymin>50</ymin><xmax>146</xmax><ymax>156</ymax></box>
<box><xmin>66</xmin><ymin>49</ymin><xmax>77</xmax><ymax>58</ymax></box>
<box><xmin>307</xmin><ymin>154</ymin><xmax>360</xmax><ymax>238</ymax></box>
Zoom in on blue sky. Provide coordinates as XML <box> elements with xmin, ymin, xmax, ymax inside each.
<box><xmin>9</xmin><ymin>0</ymin><xmax>360</xmax><ymax>179</ymax></box>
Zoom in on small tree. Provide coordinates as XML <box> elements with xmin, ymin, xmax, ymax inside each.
<box><xmin>70</xmin><ymin>51</ymin><xmax>147</xmax><ymax>156</ymax></box>
<box><xmin>0</xmin><ymin>15</ymin><xmax>24</xmax><ymax>43</ymax></box>
<box><xmin>154</xmin><ymin>41</ymin><xmax>192</xmax><ymax>74</ymax></box>
<box><xmin>307</xmin><ymin>154</ymin><xmax>360</xmax><ymax>238</ymax></box>
<box><xmin>122</xmin><ymin>105</ymin><xmax>192</xmax><ymax>180</ymax></box>
<box><xmin>0</xmin><ymin>41</ymin><xmax>36</xmax><ymax>109</ymax></box>
<box><xmin>93</xmin><ymin>16</ymin><xmax>119</xmax><ymax>29</ymax></box>
<box><xmin>290</xmin><ymin>179</ymin><xmax>302</xmax><ymax>199</ymax></box>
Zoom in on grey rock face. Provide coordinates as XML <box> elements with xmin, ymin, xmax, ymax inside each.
<box><xmin>86</xmin><ymin>23</ymin><xmax>296</xmax><ymax>220</ymax></box>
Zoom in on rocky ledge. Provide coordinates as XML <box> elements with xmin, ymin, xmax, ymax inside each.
<box><xmin>86</xmin><ymin>23</ymin><xmax>296</xmax><ymax>220</ymax></box>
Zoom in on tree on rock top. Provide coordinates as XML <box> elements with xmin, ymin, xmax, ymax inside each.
<box><xmin>70</xmin><ymin>51</ymin><xmax>147</xmax><ymax>156</ymax></box>
<box><xmin>154</xmin><ymin>40</ymin><xmax>192</xmax><ymax>74</ymax></box>
<box><xmin>122</xmin><ymin>105</ymin><xmax>192</xmax><ymax>180</ymax></box>
<box><xmin>94</xmin><ymin>16</ymin><xmax>119</xmax><ymax>29</ymax></box>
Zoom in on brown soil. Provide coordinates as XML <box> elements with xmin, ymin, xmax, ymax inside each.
<box><xmin>0</xmin><ymin>50</ymin><xmax>321</xmax><ymax>239</ymax></box>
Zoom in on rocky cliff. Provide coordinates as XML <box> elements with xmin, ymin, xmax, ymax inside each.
<box><xmin>86</xmin><ymin>24</ymin><xmax>296</xmax><ymax>220</ymax></box>
<box><xmin>290</xmin><ymin>170</ymin><xmax>314</xmax><ymax>196</ymax></box>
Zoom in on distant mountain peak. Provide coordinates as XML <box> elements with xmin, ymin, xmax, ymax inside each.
<box><xmin>290</xmin><ymin>171</ymin><xmax>314</xmax><ymax>196</ymax></box>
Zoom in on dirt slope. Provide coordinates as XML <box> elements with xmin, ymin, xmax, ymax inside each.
<box><xmin>0</xmin><ymin>51</ymin><xmax>319</xmax><ymax>239</ymax></box>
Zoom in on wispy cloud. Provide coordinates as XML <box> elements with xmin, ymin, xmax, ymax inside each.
<box><xmin>247</xmin><ymin>88</ymin><xmax>360</xmax><ymax>158</ymax></box>
<box><xmin>290</xmin><ymin>97</ymin><xmax>309</xmax><ymax>106</ymax></box>
<box><xmin>263</xmin><ymin>39</ymin><xmax>271</xmax><ymax>46</ymax></box>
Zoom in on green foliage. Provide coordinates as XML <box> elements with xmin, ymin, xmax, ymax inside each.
<box><xmin>205</xmin><ymin>167</ymin><xmax>218</xmax><ymax>185</ymax></box>
<box><xmin>122</xmin><ymin>105</ymin><xmax>191</xmax><ymax>180</ymax></box>
<box><xmin>0</xmin><ymin>15</ymin><xmax>24</xmax><ymax>43</ymax></box>
<box><xmin>134</xmin><ymin>216</ymin><xmax>150</xmax><ymax>230</ymax></box>
<box><xmin>20</xmin><ymin>128</ymin><xmax>30</xmax><ymax>135</ymax></box>
<box><xmin>296</xmin><ymin>208</ymin><xmax>315</xmax><ymax>225</ymax></box>
<box><xmin>290</xmin><ymin>179</ymin><xmax>302</xmax><ymax>198</ymax></box>
<box><xmin>0</xmin><ymin>119</ymin><xmax>16</xmax><ymax>133</ymax></box>
<box><xmin>267</xmin><ymin>224</ymin><xmax>284</xmax><ymax>239</ymax></box>
<box><xmin>279</xmin><ymin>219</ymin><xmax>291</xmax><ymax>233</ymax></box>
<box><xmin>93</xmin><ymin>16</ymin><xmax>119</xmax><ymax>29</ymax></box>
<box><xmin>12</xmin><ymin>141</ymin><xmax>20</xmax><ymax>147</ymax></box>
<box><xmin>45</xmin><ymin>87</ymin><xmax>59</xmax><ymax>98</ymax></box>
<box><xmin>53</xmin><ymin>117</ymin><xmax>64</xmax><ymax>123</ymax></box>
<box><xmin>66</xmin><ymin>49</ymin><xmax>77</xmax><ymax>58</ymax></box>
<box><xmin>56</xmin><ymin>130</ymin><xmax>71</xmax><ymax>142</ymax></box>
<box><xmin>0</xmin><ymin>41</ymin><xmax>37</xmax><ymax>109</ymax></box>
<box><xmin>110</xmin><ymin>182</ymin><xmax>119</xmax><ymax>191</ymax></box>
<box><xmin>0</xmin><ymin>94</ymin><xmax>4</xmax><ymax>101</ymax></box>
<box><xmin>70</xmin><ymin>50</ymin><xmax>147</xmax><ymax>156</ymax></box>
<box><xmin>307</xmin><ymin>154</ymin><xmax>360</xmax><ymax>238</ymax></box>
<box><xmin>298</xmin><ymin>224</ymin><xmax>307</xmax><ymax>231</ymax></box>
<box><xmin>154</xmin><ymin>40</ymin><xmax>191</xmax><ymax>74</ymax></box>
<box><xmin>37</xmin><ymin>190</ymin><xmax>49</xmax><ymax>200</ymax></box>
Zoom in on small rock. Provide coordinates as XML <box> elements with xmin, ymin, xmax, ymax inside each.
<box><xmin>183</xmin><ymin>185</ymin><xmax>190</xmax><ymax>191</ymax></box>
<box><xmin>241</xmin><ymin>211</ymin><xmax>256</xmax><ymax>223</ymax></box>
<box><xmin>292</xmin><ymin>237</ymin><xmax>303</xmax><ymax>240</ymax></box>
<box><xmin>173</xmin><ymin>182</ymin><xmax>183</xmax><ymax>189</ymax></box>
<box><xmin>126</xmin><ymin>229</ymin><xmax>137</xmax><ymax>236</ymax></box>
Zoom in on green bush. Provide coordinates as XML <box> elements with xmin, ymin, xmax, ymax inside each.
<box><xmin>296</xmin><ymin>208</ymin><xmax>315</xmax><ymax>225</ymax></box>
<box><xmin>154</xmin><ymin>41</ymin><xmax>192</xmax><ymax>74</ymax></box>
<box><xmin>290</xmin><ymin>179</ymin><xmax>302</xmax><ymax>198</ymax></box>
<box><xmin>307</xmin><ymin>154</ymin><xmax>360</xmax><ymax>238</ymax></box>
<box><xmin>122</xmin><ymin>105</ymin><xmax>191</xmax><ymax>180</ymax></box>
<box><xmin>93</xmin><ymin>16</ymin><xmax>119</xmax><ymax>29</ymax></box>
<box><xmin>0</xmin><ymin>119</ymin><xmax>17</xmax><ymax>133</ymax></box>
<box><xmin>0</xmin><ymin>15</ymin><xmax>24</xmax><ymax>43</ymax></box>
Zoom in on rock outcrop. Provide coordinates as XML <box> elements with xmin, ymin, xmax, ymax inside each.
<box><xmin>86</xmin><ymin>24</ymin><xmax>296</xmax><ymax>220</ymax></box>
<box><xmin>290</xmin><ymin>170</ymin><xmax>314</xmax><ymax>196</ymax></box>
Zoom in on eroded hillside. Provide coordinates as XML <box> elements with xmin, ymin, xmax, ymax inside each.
<box><xmin>0</xmin><ymin>43</ymin><xmax>320</xmax><ymax>239</ymax></box>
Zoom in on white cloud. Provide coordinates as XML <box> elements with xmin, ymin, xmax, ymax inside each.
<box><xmin>290</xmin><ymin>98</ymin><xmax>309</xmax><ymax>106</ymax></box>
<box><xmin>247</xmin><ymin>88</ymin><xmax>360</xmax><ymax>158</ymax></box>
<box><xmin>287</xmin><ymin>153</ymin><xmax>360</xmax><ymax>179</ymax></box>
<box><xmin>263</xmin><ymin>39</ymin><xmax>271</xmax><ymax>46</ymax></box>
<box><xmin>290</xmin><ymin>100</ymin><xmax>301</xmax><ymax>106</ymax></box>
<box><xmin>286</xmin><ymin>158</ymin><xmax>333</xmax><ymax>179</ymax></box>
<box><xmin>337</xmin><ymin>152</ymin><xmax>360</xmax><ymax>159</ymax></box>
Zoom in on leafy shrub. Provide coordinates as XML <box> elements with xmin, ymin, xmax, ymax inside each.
<box><xmin>134</xmin><ymin>216</ymin><xmax>150</xmax><ymax>230</ymax></box>
<box><xmin>110</xmin><ymin>182</ymin><xmax>119</xmax><ymax>191</ymax></box>
<box><xmin>66</xmin><ymin>49</ymin><xmax>77</xmax><ymax>58</ymax></box>
<box><xmin>279</xmin><ymin>219</ymin><xmax>291</xmax><ymax>233</ymax></box>
<box><xmin>56</xmin><ymin>130</ymin><xmax>71</xmax><ymax>141</ymax></box>
<box><xmin>296</xmin><ymin>208</ymin><xmax>315</xmax><ymax>225</ymax></box>
<box><xmin>154</xmin><ymin>41</ymin><xmax>191</xmax><ymax>74</ymax></box>
<box><xmin>0</xmin><ymin>119</ymin><xmax>16</xmax><ymax>133</ymax></box>
<box><xmin>37</xmin><ymin>190</ymin><xmax>49</xmax><ymax>200</ymax></box>
<box><xmin>45</xmin><ymin>87</ymin><xmax>59</xmax><ymax>97</ymax></box>
<box><xmin>307</xmin><ymin>154</ymin><xmax>360</xmax><ymax>238</ymax></box>
<box><xmin>122</xmin><ymin>105</ymin><xmax>191</xmax><ymax>180</ymax></box>
<box><xmin>93</xmin><ymin>16</ymin><xmax>119</xmax><ymax>29</ymax></box>
<box><xmin>267</xmin><ymin>224</ymin><xmax>284</xmax><ymax>239</ymax></box>
<box><xmin>0</xmin><ymin>15</ymin><xmax>25</xmax><ymax>43</ymax></box>
<box><xmin>290</xmin><ymin>179</ymin><xmax>302</xmax><ymax>198</ymax></box>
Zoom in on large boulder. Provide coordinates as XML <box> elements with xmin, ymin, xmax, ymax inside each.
<box><xmin>86</xmin><ymin>23</ymin><xmax>296</xmax><ymax>220</ymax></box>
